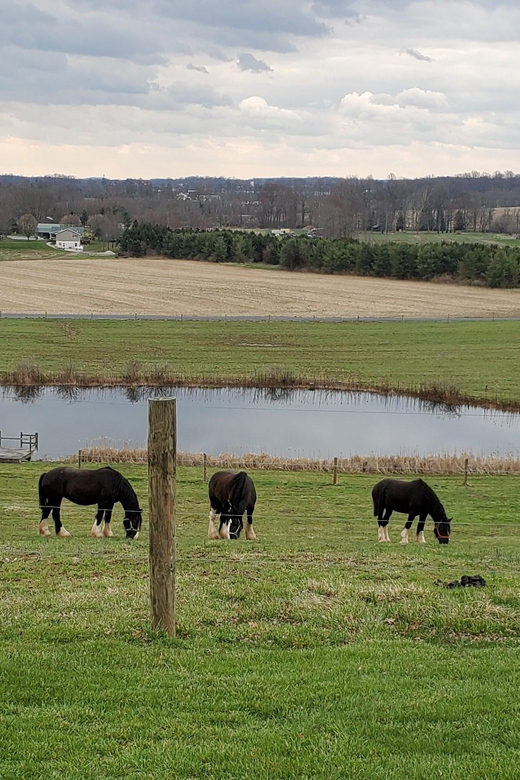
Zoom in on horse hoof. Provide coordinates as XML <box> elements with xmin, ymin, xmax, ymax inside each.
<box><xmin>103</xmin><ymin>526</ymin><xmax>114</xmax><ymax>538</ymax></box>
<box><xmin>57</xmin><ymin>528</ymin><xmax>71</xmax><ymax>538</ymax></box>
<box><xmin>38</xmin><ymin>527</ymin><xmax>51</xmax><ymax>537</ymax></box>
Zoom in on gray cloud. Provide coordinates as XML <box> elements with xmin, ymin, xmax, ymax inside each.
<box><xmin>237</xmin><ymin>54</ymin><xmax>273</xmax><ymax>73</ymax></box>
<box><xmin>401</xmin><ymin>48</ymin><xmax>433</xmax><ymax>62</ymax></box>
<box><xmin>2</xmin><ymin>0</ymin><xmax>520</xmax><ymax>178</ymax></box>
<box><xmin>187</xmin><ymin>64</ymin><xmax>209</xmax><ymax>73</ymax></box>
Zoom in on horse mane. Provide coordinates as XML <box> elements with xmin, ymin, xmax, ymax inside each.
<box><xmin>115</xmin><ymin>473</ymin><xmax>140</xmax><ymax>511</ymax></box>
<box><xmin>416</xmin><ymin>479</ymin><xmax>447</xmax><ymax>519</ymax></box>
<box><xmin>230</xmin><ymin>471</ymin><xmax>248</xmax><ymax>507</ymax></box>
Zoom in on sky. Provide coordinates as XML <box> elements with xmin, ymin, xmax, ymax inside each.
<box><xmin>2</xmin><ymin>0</ymin><xmax>520</xmax><ymax>180</ymax></box>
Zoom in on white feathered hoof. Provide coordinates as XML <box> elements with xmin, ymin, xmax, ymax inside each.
<box><xmin>57</xmin><ymin>527</ymin><xmax>71</xmax><ymax>538</ymax></box>
<box><xmin>91</xmin><ymin>522</ymin><xmax>104</xmax><ymax>538</ymax></box>
<box><xmin>103</xmin><ymin>524</ymin><xmax>114</xmax><ymax>538</ymax></box>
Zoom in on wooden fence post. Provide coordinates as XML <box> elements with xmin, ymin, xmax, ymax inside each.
<box><xmin>463</xmin><ymin>457</ymin><xmax>469</xmax><ymax>487</ymax></box>
<box><xmin>203</xmin><ymin>452</ymin><xmax>207</xmax><ymax>482</ymax></box>
<box><xmin>332</xmin><ymin>456</ymin><xmax>338</xmax><ymax>485</ymax></box>
<box><xmin>78</xmin><ymin>449</ymin><xmax>83</xmax><ymax>469</ymax></box>
<box><xmin>148</xmin><ymin>397</ymin><xmax>176</xmax><ymax>636</ymax></box>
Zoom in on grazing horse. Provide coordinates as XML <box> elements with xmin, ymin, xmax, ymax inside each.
<box><xmin>38</xmin><ymin>466</ymin><xmax>143</xmax><ymax>539</ymax></box>
<box><xmin>208</xmin><ymin>470</ymin><xmax>257</xmax><ymax>540</ymax></box>
<box><xmin>372</xmin><ymin>478</ymin><xmax>451</xmax><ymax>545</ymax></box>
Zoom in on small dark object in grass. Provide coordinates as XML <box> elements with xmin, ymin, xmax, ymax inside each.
<box><xmin>435</xmin><ymin>574</ymin><xmax>486</xmax><ymax>588</ymax></box>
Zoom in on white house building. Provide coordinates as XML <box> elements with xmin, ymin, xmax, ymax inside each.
<box><xmin>55</xmin><ymin>228</ymin><xmax>83</xmax><ymax>251</ymax></box>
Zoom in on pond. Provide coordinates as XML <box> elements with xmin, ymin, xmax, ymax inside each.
<box><xmin>1</xmin><ymin>386</ymin><xmax>519</xmax><ymax>461</ymax></box>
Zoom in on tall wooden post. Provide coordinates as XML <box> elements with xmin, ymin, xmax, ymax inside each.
<box><xmin>463</xmin><ymin>457</ymin><xmax>469</xmax><ymax>487</ymax></box>
<box><xmin>203</xmin><ymin>452</ymin><xmax>207</xmax><ymax>482</ymax></box>
<box><xmin>332</xmin><ymin>456</ymin><xmax>338</xmax><ymax>485</ymax></box>
<box><xmin>148</xmin><ymin>398</ymin><xmax>176</xmax><ymax>636</ymax></box>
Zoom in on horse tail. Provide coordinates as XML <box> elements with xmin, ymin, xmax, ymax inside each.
<box><xmin>372</xmin><ymin>482</ymin><xmax>384</xmax><ymax>517</ymax></box>
<box><xmin>38</xmin><ymin>473</ymin><xmax>48</xmax><ymax>508</ymax></box>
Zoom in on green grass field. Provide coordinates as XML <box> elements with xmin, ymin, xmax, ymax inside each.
<box><xmin>1</xmin><ymin>318</ymin><xmax>520</xmax><ymax>407</ymax></box>
<box><xmin>354</xmin><ymin>230</ymin><xmax>520</xmax><ymax>247</ymax></box>
<box><xmin>1</xmin><ymin>463</ymin><xmax>519</xmax><ymax>778</ymax></box>
<box><xmin>0</xmin><ymin>238</ymin><xmax>69</xmax><ymax>261</ymax></box>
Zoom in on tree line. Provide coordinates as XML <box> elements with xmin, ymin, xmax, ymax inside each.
<box><xmin>3</xmin><ymin>171</ymin><xmax>520</xmax><ymax>240</ymax></box>
<box><xmin>119</xmin><ymin>223</ymin><xmax>520</xmax><ymax>289</ymax></box>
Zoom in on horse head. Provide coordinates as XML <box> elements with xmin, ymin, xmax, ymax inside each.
<box><xmin>123</xmin><ymin>508</ymin><xmax>143</xmax><ymax>539</ymax></box>
<box><xmin>434</xmin><ymin>518</ymin><xmax>451</xmax><ymax>545</ymax></box>
<box><xmin>228</xmin><ymin>512</ymin><xmax>244</xmax><ymax>539</ymax></box>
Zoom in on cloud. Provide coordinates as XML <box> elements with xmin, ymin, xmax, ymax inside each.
<box><xmin>2</xmin><ymin>0</ymin><xmax>520</xmax><ymax>178</ymax></box>
<box><xmin>186</xmin><ymin>64</ymin><xmax>209</xmax><ymax>73</ymax></box>
<box><xmin>237</xmin><ymin>53</ymin><xmax>273</xmax><ymax>73</ymax></box>
<box><xmin>401</xmin><ymin>48</ymin><xmax>433</xmax><ymax>62</ymax></box>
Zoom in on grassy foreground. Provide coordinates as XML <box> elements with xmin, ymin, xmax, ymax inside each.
<box><xmin>1</xmin><ymin>463</ymin><xmax>520</xmax><ymax>778</ymax></box>
<box><xmin>1</xmin><ymin>318</ymin><xmax>520</xmax><ymax>407</ymax></box>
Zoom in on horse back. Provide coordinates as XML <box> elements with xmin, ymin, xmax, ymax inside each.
<box><xmin>39</xmin><ymin>466</ymin><xmax>118</xmax><ymax>506</ymax></box>
<box><xmin>209</xmin><ymin>470</ymin><xmax>256</xmax><ymax>512</ymax></box>
<box><xmin>373</xmin><ymin>477</ymin><xmax>444</xmax><ymax>516</ymax></box>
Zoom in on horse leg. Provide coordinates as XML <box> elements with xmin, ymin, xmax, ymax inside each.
<box><xmin>219</xmin><ymin>514</ymin><xmax>232</xmax><ymax>540</ymax></box>
<box><xmin>378</xmin><ymin>509</ymin><xmax>392</xmax><ymax>542</ymax></box>
<box><xmin>38</xmin><ymin>505</ymin><xmax>52</xmax><ymax>536</ymax></box>
<box><xmin>103</xmin><ymin>507</ymin><xmax>114</xmax><ymax>537</ymax></box>
<box><xmin>400</xmin><ymin>514</ymin><xmax>415</xmax><ymax>545</ymax></box>
<box><xmin>91</xmin><ymin>507</ymin><xmax>105</xmax><ymax>538</ymax></box>
<box><xmin>245</xmin><ymin>510</ymin><xmax>256</xmax><ymax>540</ymax></box>
<box><xmin>208</xmin><ymin>507</ymin><xmax>220</xmax><ymax>540</ymax></box>
<box><xmin>416</xmin><ymin>515</ymin><xmax>427</xmax><ymax>543</ymax></box>
<box><xmin>53</xmin><ymin>502</ymin><xmax>70</xmax><ymax>537</ymax></box>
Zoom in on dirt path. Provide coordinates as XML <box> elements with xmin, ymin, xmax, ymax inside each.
<box><xmin>1</xmin><ymin>256</ymin><xmax>519</xmax><ymax>317</ymax></box>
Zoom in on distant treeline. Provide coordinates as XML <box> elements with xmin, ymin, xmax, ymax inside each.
<box><xmin>119</xmin><ymin>223</ymin><xmax>520</xmax><ymax>288</ymax></box>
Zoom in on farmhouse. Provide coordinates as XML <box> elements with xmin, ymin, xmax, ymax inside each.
<box><xmin>55</xmin><ymin>228</ymin><xmax>83</xmax><ymax>251</ymax></box>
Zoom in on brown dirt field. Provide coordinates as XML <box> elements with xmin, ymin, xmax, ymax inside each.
<box><xmin>0</xmin><ymin>256</ymin><xmax>519</xmax><ymax>317</ymax></box>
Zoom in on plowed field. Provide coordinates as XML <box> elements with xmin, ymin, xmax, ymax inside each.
<box><xmin>1</xmin><ymin>255</ymin><xmax>519</xmax><ymax>317</ymax></box>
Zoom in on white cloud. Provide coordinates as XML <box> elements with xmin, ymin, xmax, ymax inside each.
<box><xmin>1</xmin><ymin>0</ymin><xmax>520</xmax><ymax>177</ymax></box>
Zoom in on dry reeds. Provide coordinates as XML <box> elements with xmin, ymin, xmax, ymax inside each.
<box><xmin>2</xmin><ymin>360</ymin><xmax>519</xmax><ymax>413</ymax></box>
<box><xmin>70</xmin><ymin>446</ymin><xmax>520</xmax><ymax>476</ymax></box>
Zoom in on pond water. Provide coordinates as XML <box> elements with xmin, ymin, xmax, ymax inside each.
<box><xmin>1</xmin><ymin>386</ymin><xmax>519</xmax><ymax>461</ymax></box>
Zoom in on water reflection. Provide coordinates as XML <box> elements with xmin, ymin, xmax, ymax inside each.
<box><xmin>0</xmin><ymin>385</ymin><xmax>519</xmax><ymax>460</ymax></box>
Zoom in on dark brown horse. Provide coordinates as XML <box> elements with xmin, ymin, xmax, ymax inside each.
<box><xmin>372</xmin><ymin>478</ymin><xmax>451</xmax><ymax>545</ymax></box>
<box><xmin>38</xmin><ymin>466</ymin><xmax>143</xmax><ymax>539</ymax></box>
<box><xmin>208</xmin><ymin>470</ymin><xmax>257</xmax><ymax>540</ymax></box>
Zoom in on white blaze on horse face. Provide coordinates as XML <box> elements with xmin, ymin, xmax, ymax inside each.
<box><xmin>38</xmin><ymin>520</ymin><xmax>51</xmax><ymax>537</ymax></box>
<box><xmin>57</xmin><ymin>526</ymin><xmax>71</xmax><ymax>537</ymax></box>
<box><xmin>91</xmin><ymin>521</ymin><xmax>104</xmax><ymax>538</ymax></box>
<box><xmin>400</xmin><ymin>528</ymin><xmax>409</xmax><ymax>545</ymax></box>
<box><xmin>417</xmin><ymin>531</ymin><xmax>426</xmax><ymax>544</ymax></box>
<box><xmin>208</xmin><ymin>509</ymin><xmax>220</xmax><ymax>540</ymax></box>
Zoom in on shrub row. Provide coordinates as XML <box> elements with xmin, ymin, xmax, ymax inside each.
<box><xmin>119</xmin><ymin>223</ymin><xmax>520</xmax><ymax>288</ymax></box>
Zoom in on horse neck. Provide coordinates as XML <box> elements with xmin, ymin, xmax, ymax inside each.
<box><xmin>116</xmin><ymin>476</ymin><xmax>139</xmax><ymax>511</ymax></box>
<box><xmin>430</xmin><ymin>499</ymin><xmax>447</xmax><ymax>523</ymax></box>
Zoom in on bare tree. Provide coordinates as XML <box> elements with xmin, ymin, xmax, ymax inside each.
<box><xmin>17</xmin><ymin>213</ymin><xmax>38</xmax><ymax>240</ymax></box>
<box><xmin>60</xmin><ymin>213</ymin><xmax>82</xmax><ymax>226</ymax></box>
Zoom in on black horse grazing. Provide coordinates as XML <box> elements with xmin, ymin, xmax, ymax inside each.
<box><xmin>38</xmin><ymin>466</ymin><xmax>143</xmax><ymax>539</ymax></box>
<box><xmin>372</xmin><ymin>478</ymin><xmax>451</xmax><ymax>545</ymax></box>
<box><xmin>208</xmin><ymin>470</ymin><xmax>257</xmax><ymax>540</ymax></box>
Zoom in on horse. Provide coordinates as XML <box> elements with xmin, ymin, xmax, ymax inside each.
<box><xmin>38</xmin><ymin>466</ymin><xmax>143</xmax><ymax>539</ymax></box>
<box><xmin>372</xmin><ymin>478</ymin><xmax>451</xmax><ymax>545</ymax></box>
<box><xmin>207</xmin><ymin>470</ymin><xmax>257</xmax><ymax>540</ymax></box>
